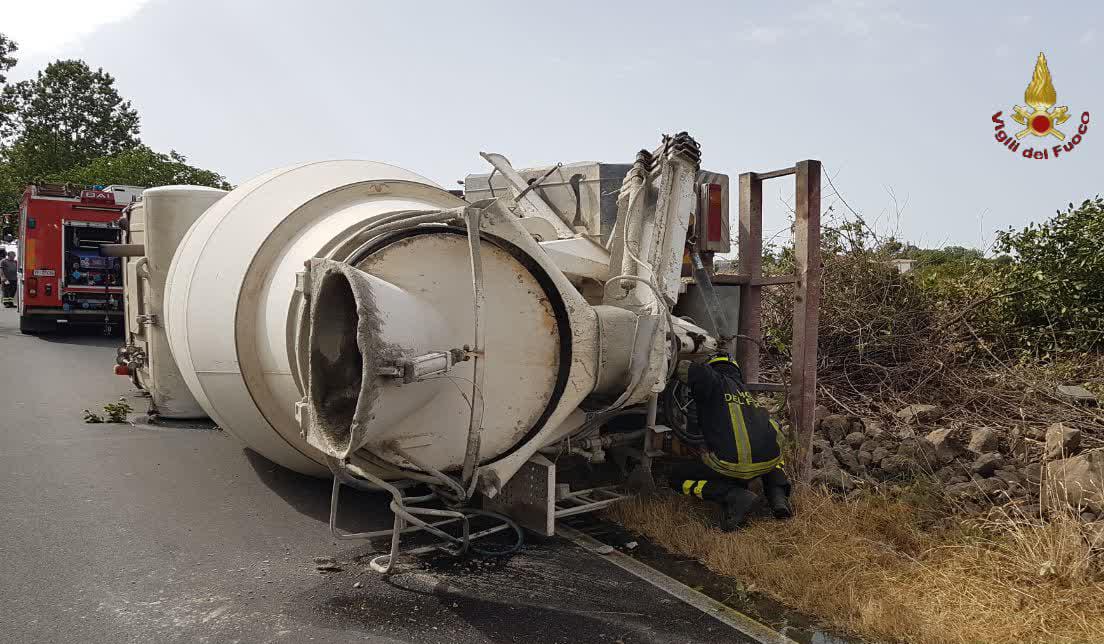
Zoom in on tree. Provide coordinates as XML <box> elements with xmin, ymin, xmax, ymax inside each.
<box><xmin>1</xmin><ymin>60</ymin><xmax>140</xmax><ymax>172</ymax></box>
<box><xmin>0</xmin><ymin>33</ymin><xmax>16</xmax><ymax>85</ymax></box>
<box><xmin>50</xmin><ymin>146</ymin><xmax>232</xmax><ymax>191</ymax></box>
<box><xmin>0</xmin><ymin>33</ymin><xmax>17</xmax><ymax>138</ymax></box>
<box><xmin>0</xmin><ymin>59</ymin><xmax>141</xmax><ymax>210</ymax></box>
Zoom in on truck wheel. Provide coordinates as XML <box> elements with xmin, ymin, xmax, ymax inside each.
<box><xmin>19</xmin><ymin>315</ymin><xmax>39</xmax><ymax>335</ymax></box>
<box><xmin>19</xmin><ymin>316</ymin><xmax>55</xmax><ymax>335</ymax></box>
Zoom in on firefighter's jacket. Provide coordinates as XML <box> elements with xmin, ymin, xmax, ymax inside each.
<box><xmin>687</xmin><ymin>359</ymin><xmax>784</xmax><ymax>479</ymax></box>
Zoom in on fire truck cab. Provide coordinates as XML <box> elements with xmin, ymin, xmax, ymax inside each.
<box><xmin>17</xmin><ymin>184</ymin><xmax>141</xmax><ymax>334</ymax></box>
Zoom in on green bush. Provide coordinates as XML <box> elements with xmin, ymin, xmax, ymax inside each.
<box><xmin>992</xmin><ymin>197</ymin><xmax>1104</xmax><ymax>355</ymax></box>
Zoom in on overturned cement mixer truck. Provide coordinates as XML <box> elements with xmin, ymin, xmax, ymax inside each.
<box><xmin>109</xmin><ymin>132</ymin><xmax>817</xmax><ymax>570</ymax></box>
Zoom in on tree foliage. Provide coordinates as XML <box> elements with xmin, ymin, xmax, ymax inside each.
<box><xmin>0</xmin><ymin>52</ymin><xmax>231</xmax><ymax>231</ymax></box>
<box><xmin>0</xmin><ymin>33</ymin><xmax>16</xmax><ymax>86</ymax></box>
<box><xmin>1</xmin><ymin>58</ymin><xmax>143</xmax><ymax>213</ymax></box>
<box><xmin>0</xmin><ymin>33</ymin><xmax>17</xmax><ymax>137</ymax></box>
<box><xmin>51</xmin><ymin>146</ymin><xmax>232</xmax><ymax>191</ymax></box>
<box><xmin>992</xmin><ymin>197</ymin><xmax>1104</xmax><ymax>353</ymax></box>
<box><xmin>0</xmin><ymin>60</ymin><xmax>140</xmax><ymax>175</ymax></box>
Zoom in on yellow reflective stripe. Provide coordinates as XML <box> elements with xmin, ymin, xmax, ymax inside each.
<box><xmin>727</xmin><ymin>403</ymin><xmax>743</xmax><ymax>463</ymax></box>
<box><xmin>705</xmin><ymin>453</ymin><xmax>782</xmax><ymax>479</ymax></box>
<box><xmin>707</xmin><ymin>457</ymin><xmax>781</xmax><ymax>475</ymax></box>
<box><xmin>693</xmin><ymin>480</ymin><xmax>707</xmax><ymax>498</ymax></box>
<box><xmin>771</xmin><ymin>420</ymin><xmax>786</xmax><ymax>465</ymax></box>
<box><xmin>728</xmin><ymin>403</ymin><xmax>753</xmax><ymax>465</ymax></box>
<box><xmin>682</xmin><ymin>480</ymin><xmax>695</xmax><ymax>495</ymax></box>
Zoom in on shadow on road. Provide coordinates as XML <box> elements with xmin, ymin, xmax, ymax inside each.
<box><xmin>33</xmin><ymin>328</ymin><xmax>122</xmax><ymax>348</ymax></box>
<box><xmin>244</xmin><ymin>448</ymin><xmax>392</xmax><ymax>534</ymax></box>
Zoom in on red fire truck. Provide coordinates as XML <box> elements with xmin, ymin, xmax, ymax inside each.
<box><xmin>17</xmin><ymin>184</ymin><xmax>139</xmax><ymax>334</ymax></box>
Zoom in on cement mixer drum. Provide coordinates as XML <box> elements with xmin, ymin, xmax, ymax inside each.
<box><xmin>164</xmin><ymin>161</ymin><xmax>579</xmax><ymax>481</ymax></box>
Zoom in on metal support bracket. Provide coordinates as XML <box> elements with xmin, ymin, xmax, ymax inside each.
<box><xmin>688</xmin><ymin>248</ymin><xmax>731</xmax><ymax>344</ymax></box>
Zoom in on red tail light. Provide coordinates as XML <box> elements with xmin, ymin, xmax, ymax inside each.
<box><xmin>114</xmin><ymin>364</ymin><xmax>131</xmax><ymax>376</ymax></box>
<box><xmin>28</xmin><ymin>277</ymin><xmax>38</xmax><ymax>297</ymax></box>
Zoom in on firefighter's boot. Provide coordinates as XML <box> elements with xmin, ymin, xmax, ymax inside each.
<box><xmin>766</xmin><ymin>485</ymin><xmax>793</xmax><ymax>520</ymax></box>
<box><xmin>720</xmin><ymin>487</ymin><xmax>758</xmax><ymax>532</ymax></box>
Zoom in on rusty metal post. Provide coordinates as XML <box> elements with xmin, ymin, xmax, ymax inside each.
<box><xmin>736</xmin><ymin>172</ymin><xmax>762</xmax><ymax>380</ymax></box>
<box><xmin>790</xmin><ymin>160</ymin><xmax>822</xmax><ymax>482</ymax></box>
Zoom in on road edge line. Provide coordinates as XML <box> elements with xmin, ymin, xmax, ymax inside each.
<box><xmin>557</xmin><ymin>525</ymin><xmax>797</xmax><ymax>644</ymax></box>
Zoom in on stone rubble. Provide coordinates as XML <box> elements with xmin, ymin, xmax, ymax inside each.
<box><xmin>807</xmin><ymin>405</ymin><xmax>1097</xmax><ymax>518</ymax></box>
<box><xmin>1044</xmin><ymin>423</ymin><xmax>1082</xmax><ymax>460</ymax></box>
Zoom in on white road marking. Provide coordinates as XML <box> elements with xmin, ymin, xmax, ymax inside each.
<box><xmin>557</xmin><ymin>525</ymin><xmax>797</xmax><ymax>644</ymax></box>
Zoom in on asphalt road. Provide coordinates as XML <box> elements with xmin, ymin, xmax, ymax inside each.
<box><xmin>0</xmin><ymin>308</ymin><xmax>762</xmax><ymax>644</ymax></box>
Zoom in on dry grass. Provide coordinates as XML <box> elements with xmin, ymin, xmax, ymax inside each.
<box><xmin>608</xmin><ymin>487</ymin><xmax>1104</xmax><ymax>643</ymax></box>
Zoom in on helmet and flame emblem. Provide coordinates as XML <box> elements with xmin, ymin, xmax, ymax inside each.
<box><xmin>1011</xmin><ymin>53</ymin><xmax>1071</xmax><ymax>140</ymax></box>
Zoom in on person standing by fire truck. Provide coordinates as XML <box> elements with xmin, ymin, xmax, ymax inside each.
<box><xmin>1</xmin><ymin>250</ymin><xmax>18</xmax><ymax>308</ymax></box>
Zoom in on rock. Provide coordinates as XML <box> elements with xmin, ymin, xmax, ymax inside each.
<box><xmin>845</xmin><ymin>432</ymin><xmax>866</xmax><ymax>449</ymax></box>
<box><xmin>859</xmin><ymin>439</ymin><xmax>882</xmax><ymax>454</ymax></box>
<box><xmin>1022</xmin><ymin>464</ymin><xmax>1043</xmax><ymax>486</ymax></box>
<box><xmin>814</xmin><ymin>404</ymin><xmax>830</xmax><ymax>425</ymax></box>
<box><xmin>1014</xmin><ymin>503</ymin><xmax>1042</xmax><ymax>519</ymax></box>
<box><xmin>313</xmin><ymin>556</ymin><xmax>342</xmax><ymax>573</ymax></box>
<box><xmin>812</xmin><ymin>438</ymin><xmax>832</xmax><ymax>454</ymax></box>
<box><xmin>924</xmin><ymin>428</ymin><xmax>964</xmax><ymax>463</ymax></box>
<box><xmin>968</xmin><ymin>428</ymin><xmax>1000</xmax><ymax>454</ymax></box>
<box><xmin>870</xmin><ymin>446</ymin><xmax>891</xmax><ymax>465</ymax></box>
<box><xmin>858</xmin><ymin>450</ymin><xmax>873</xmax><ymax>468</ymax></box>
<box><xmin>949</xmin><ymin>475</ymin><xmax>970</xmax><ymax>485</ymax></box>
<box><xmin>934</xmin><ymin>466</ymin><xmax>958</xmax><ymax>483</ymax></box>
<box><xmin>353</xmin><ymin>581</ymin><xmax>363</xmax><ymax>589</ymax></box>
<box><xmin>1045</xmin><ymin>448</ymin><xmax>1104</xmax><ymax>514</ymax></box>
<box><xmin>1085</xmin><ymin>522</ymin><xmax>1104</xmax><ymax>549</ymax></box>
<box><xmin>895</xmin><ymin>404</ymin><xmax>944</xmax><ymax>425</ymax></box>
<box><xmin>1044</xmin><ymin>423</ymin><xmax>1081</xmax><ymax>460</ymax></box>
<box><xmin>948</xmin><ymin>478</ymin><xmax>1005</xmax><ymax>500</ymax></box>
<box><xmin>1056</xmin><ymin>384</ymin><xmax>1098</xmax><ymax>406</ymax></box>
<box><xmin>834</xmin><ymin>445</ymin><xmax>862</xmax><ymax>473</ymax></box>
<box><xmin>1024</xmin><ymin>426</ymin><xmax>1046</xmax><ymax>441</ymax></box>
<box><xmin>971</xmin><ymin>452</ymin><xmax>1004</xmax><ymax>476</ymax></box>
<box><xmin>1081</xmin><ymin>511</ymin><xmax>1097</xmax><ymax>523</ymax></box>
<box><xmin>820</xmin><ymin>414</ymin><xmax>851</xmax><ymax>444</ymax></box>
<box><xmin>993</xmin><ymin>469</ymin><xmax>1024</xmax><ymax>488</ymax></box>
<box><xmin>879</xmin><ymin>455</ymin><xmax>916</xmax><ymax>478</ymax></box>
<box><xmin>898</xmin><ymin>437</ymin><xmax>938</xmax><ymax>467</ymax></box>
<box><xmin>863</xmin><ymin>418</ymin><xmax>886</xmax><ymax>438</ymax></box>
<box><xmin>945</xmin><ymin>482</ymin><xmax>977</xmax><ymax>499</ymax></box>
<box><xmin>976</xmin><ymin>477</ymin><xmax>1006</xmax><ymax>497</ymax></box>
<box><xmin>810</xmin><ymin>467</ymin><xmax>854</xmax><ymax>492</ymax></box>
<box><xmin>813</xmin><ymin>447</ymin><xmax>840</xmax><ymax>470</ymax></box>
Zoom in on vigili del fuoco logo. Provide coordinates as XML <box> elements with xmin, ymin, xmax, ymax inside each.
<box><xmin>991</xmin><ymin>52</ymin><xmax>1090</xmax><ymax>160</ymax></box>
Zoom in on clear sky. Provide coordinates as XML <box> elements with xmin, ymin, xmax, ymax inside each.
<box><xmin>5</xmin><ymin>0</ymin><xmax>1102</xmax><ymax>251</ymax></box>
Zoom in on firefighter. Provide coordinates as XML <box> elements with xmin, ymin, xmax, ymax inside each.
<box><xmin>668</xmin><ymin>353</ymin><xmax>792</xmax><ymax>531</ymax></box>
<box><xmin>1</xmin><ymin>250</ymin><xmax>17</xmax><ymax>308</ymax></box>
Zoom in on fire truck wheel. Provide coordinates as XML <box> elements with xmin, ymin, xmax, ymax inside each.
<box><xmin>19</xmin><ymin>315</ymin><xmax>55</xmax><ymax>335</ymax></box>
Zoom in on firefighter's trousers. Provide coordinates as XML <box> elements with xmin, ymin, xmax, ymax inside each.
<box><xmin>667</xmin><ymin>460</ymin><xmax>791</xmax><ymax>504</ymax></box>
